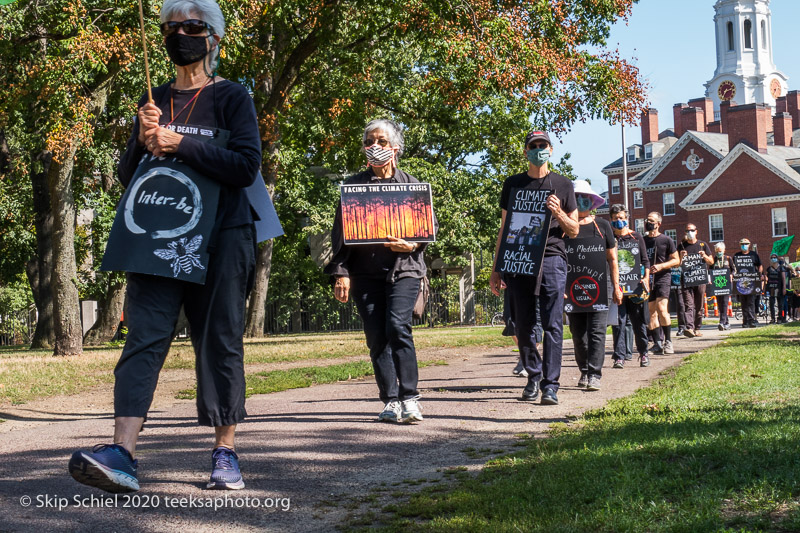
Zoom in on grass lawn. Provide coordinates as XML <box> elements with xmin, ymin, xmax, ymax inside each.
<box><xmin>379</xmin><ymin>322</ymin><xmax>800</xmax><ymax>533</ymax></box>
<box><xmin>0</xmin><ymin>327</ymin><xmax>508</xmax><ymax>405</ymax></box>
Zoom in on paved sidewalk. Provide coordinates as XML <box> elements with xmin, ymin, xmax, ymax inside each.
<box><xmin>0</xmin><ymin>323</ymin><xmax>734</xmax><ymax>532</ymax></box>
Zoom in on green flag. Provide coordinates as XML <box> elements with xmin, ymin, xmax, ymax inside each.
<box><xmin>0</xmin><ymin>0</ymin><xmax>19</xmax><ymax>5</ymax></box>
<box><xmin>771</xmin><ymin>235</ymin><xmax>794</xmax><ymax>256</ymax></box>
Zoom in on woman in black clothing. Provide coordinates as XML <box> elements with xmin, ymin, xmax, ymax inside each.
<box><xmin>326</xmin><ymin>119</ymin><xmax>436</xmax><ymax>424</ymax></box>
<box><xmin>566</xmin><ymin>181</ymin><xmax>622</xmax><ymax>391</ymax></box>
<box><xmin>70</xmin><ymin>0</ymin><xmax>259</xmax><ymax>493</ymax></box>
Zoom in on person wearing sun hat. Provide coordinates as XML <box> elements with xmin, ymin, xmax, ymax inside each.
<box><xmin>565</xmin><ymin>180</ymin><xmax>621</xmax><ymax>391</ymax></box>
<box><xmin>734</xmin><ymin>237</ymin><xmax>763</xmax><ymax>327</ymax></box>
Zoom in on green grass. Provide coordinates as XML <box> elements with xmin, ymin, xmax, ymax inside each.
<box><xmin>175</xmin><ymin>359</ymin><xmax>448</xmax><ymax>400</ymax></box>
<box><xmin>375</xmin><ymin>322</ymin><xmax>800</xmax><ymax>533</ymax></box>
<box><xmin>0</xmin><ymin>327</ymin><xmax>500</xmax><ymax>405</ymax></box>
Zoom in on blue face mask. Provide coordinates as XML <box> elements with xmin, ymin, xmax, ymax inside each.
<box><xmin>611</xmin><ymin>219</ymin><xmax>628</xmax><ymax>230</ymax></box>
<box><xmin>527</xmin><ymin>148</ymin><xmax>551</xmax><ymax>167</ymax></box>
<box><xmin>576</xmin><ymin>196</ymin><xmax>594</xmax><ymax>212</ymax></box>
<box><xmin>741</xmin><ymin>244</ymin><xmax>750</xmax><ymax>252</ymax></box>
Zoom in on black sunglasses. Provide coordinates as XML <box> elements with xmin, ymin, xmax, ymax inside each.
<box><xmin>364</xmin><ymin>138</ymin><xmax>390</xmax><ymax>147</ymax></box>
<box><xmin>527</xmin><ymin>142</ymin><xmax>548</xmax><ymax>150</ymax></box>
<box><xmin>160</xmin><ymin>19</ymin><xmax>213</xmax><ymax>37</ymax></box>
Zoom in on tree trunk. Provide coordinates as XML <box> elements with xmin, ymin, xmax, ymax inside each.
<box><xmin>28</xmin><ymin>154</ymin><xmax>55</xmax><ymax>349</ymax></box>
<box><xmin>48</xmin><ymin>148</ymin><xmax>83</xmax><ymax>356</ymax></box>
<box><xmin>82</xmin><ymin>277</ymin><xmax>126</xmax><ymax>346</ymax></box>
<box><xmin>244</xmin><ymin>138</ymin><xmax>279</xmax><ymax>338</ymax></box>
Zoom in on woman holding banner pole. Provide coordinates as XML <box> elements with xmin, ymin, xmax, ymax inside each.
<box><xmin>325</xmin><ymin>119</ymin><xmax>437</xmax><ymax>424</ymax></box>
<box><xmin>565</xmin><ymin>181</ymin><xmax>622</xmax><ymax>391</ymax></box>
<box><xmin>70</xmin><ymin>0</ymin><xmax>261</xmax><ymax>493</ymax></box>
<box><xmin>712</xmin><ymin>243</ymin><xmax>735</xmax><ymax>330</ymax></box>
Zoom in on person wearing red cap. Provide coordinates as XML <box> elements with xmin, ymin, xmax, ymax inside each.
<box><xmin>490</xmin><ymin>130</ymin><xmax>578</xmax><ymax>406</ymax></box>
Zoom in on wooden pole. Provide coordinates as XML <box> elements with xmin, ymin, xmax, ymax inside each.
<box><xmin>137</xmin><ymin>0</ymin><xmax>153</xmax><ymax>103</ymax></box>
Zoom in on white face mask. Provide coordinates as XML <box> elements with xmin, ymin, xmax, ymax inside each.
<box><xmin>364</xmin><ymin>144</ymin><xmax>396</xmax><ymax>168</ymax></box>
<box><xmin>687</xmin><ymin>230</ymin><xmax>696</xmax><ymax>239</ymax></box>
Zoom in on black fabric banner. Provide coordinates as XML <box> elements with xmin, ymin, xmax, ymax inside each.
<box><xmin>564</xmin><ymin>235</ymin><xmax>609</xmax><ymax>314</ymax></box>
<box><xmin>495</xmin><ymin>187</ymin><xmax>552</xmax><ymax>277</ymax></box>
<box><xmin>733</xmin><ymin>255</ymin><xmax>762</xmax><ymax>295</ymax></box>
<box><xmin>617</xmin><ymin>238</ymin><xmax>642</xmax><ymax>295</ymax></box>
<box><xmin>681</xmin><ymin>253</ymin><xmax>709</xmax><ymax>288</ymax></box>
<box><xmin>707</xmin><ymin>268</ymin><xmax>732</xmax><ymax>296</ymax></box>
<box><xmin>101</xmin><ymin>126</ymin><xmax>228</xmax><ymax>284</ymax></box>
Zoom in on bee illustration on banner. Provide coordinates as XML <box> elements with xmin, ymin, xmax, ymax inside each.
<box><xmin>153</xmin><ymin>235</ymin><xmax>205</xmax><ymax>277</ymax></box>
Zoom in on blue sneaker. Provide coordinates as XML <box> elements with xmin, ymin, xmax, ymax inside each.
<box><xmin>207</xmin><ymin>447</ymin><xmax>245</xmax><ymax>490</ymax></box>
<box><xmin>69</xmin><ymin>444</ymin><xmax>139</xmax><ymax>493</ymax></box>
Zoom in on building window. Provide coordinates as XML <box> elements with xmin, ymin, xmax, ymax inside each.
<box><xmin>633</xmin><ymin>190</ymin><xmax>643</xmax><ymax>209</ymax></box>
<box><xmin>627</xmin><ymin>147</ymin><xmax>636</xmax><ymax>163</ymax></box>
<box><xmin>611</xmin><ymin>179</ymin><xmax>620</xmax><ymax>195</ymax></box>
<box><xmin>644</xmin><ymin>144</ymin><xmax>653</xmax><ymax>160</ymax></box>
<box><xmin>665</xmin><ymin>229</ymin><xmax>678</xmax><ymax>245</ymax></box>
<box><xmin>744</xmin><ymin>20</ymin><xmax>752</xmax><ymax>49</ymax></box>
<box><xmin>663</xmin><ymin>192</ymin><xmax>675</xmax><ymax>216</ymax></box>
<box><xmin>761</xmin><ymin>20</ymin><xmax>767</xmax><ymax>49</ymax></box>
<box><xmin>635</xmin><ymin>219</ymin><xmax>644</xmax><ymax>234</ymax></box>
<box><xmin>772</xmin><ymin>207</ymin><xmax>788</xmax><ymax>237</ymax></box>
<box><xmin>727</xmin><ymin>21</ymin><xmax>734</xmax><ymax>51</ymax></box>
<box><xmin>709</xmin><ymin>214</ymin><xmax>724</xmax><ymax>242</ymax></box>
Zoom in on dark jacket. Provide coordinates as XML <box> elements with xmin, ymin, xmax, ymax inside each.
<box><xmin>324</xmin><ymin>168</ymin><xmax>437</xmax><ymax>282</ymax></box>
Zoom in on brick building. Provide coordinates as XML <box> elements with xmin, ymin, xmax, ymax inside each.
<box><xmin>602</xmin><ymin>0</ymin><xmax>800</xmax><ymax>265</ymax></box>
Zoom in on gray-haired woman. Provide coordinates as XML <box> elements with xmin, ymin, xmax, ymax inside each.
<box><xmin>326</xmin><ymin>119</ymin><xmax>436</xmax><ymax>423</ymax></box>
<box><xmin>69</xmin><ymin>0</ymin><xmax>260</xmax><ymax>493</ymax></box>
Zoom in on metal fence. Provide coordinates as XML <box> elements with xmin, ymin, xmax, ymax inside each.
<box><xmin>0</xmin><ymin>306</ymin><xmax>36</xmax><ymax>347</ymax></box>
<box><xmin>263</xmin><ymin>288</ymin><xmax>503</xmax><ymax>335</ymax></box>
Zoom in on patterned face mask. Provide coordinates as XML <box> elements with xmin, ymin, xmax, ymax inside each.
<box><xmin>364</xmin><ymin>144</ymin><xmax>396</xmax><ymax>167</ymax></box>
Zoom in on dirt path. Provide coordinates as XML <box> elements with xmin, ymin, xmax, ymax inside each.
<box><xmin>0</xmin><ymin>324</ymin><xmax>734</xmax><ymax>532</ymax></box>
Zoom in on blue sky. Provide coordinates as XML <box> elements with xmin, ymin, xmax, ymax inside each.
<box><xmin>557</xmin><ymin>0</ymin><xmax>800</xmax><ymax>192</ymax></box>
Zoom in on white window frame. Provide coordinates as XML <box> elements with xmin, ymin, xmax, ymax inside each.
<box><xmin>633</xmin><ymin>190</ymin><xmax>644</xmax><ymax>209</ymax></box>
<box><xmin>611</xmin><ymin>179</ymin><xmax>620</xmax><ymax>195</ymax></box>
<box><xmin>635</xmin><ymin>219</ymin><xmax>645</xmax><ymax>234</ymax></box>
<box><xmin>627</xmin><ymin>147</ymin><xmax>636</xmax><ymax>163</ymax></box>
<box><xmin>772</xmin><ymin>207</ymin><xmax>788</xmax><ymax>237</ymax></box>
<box><xmin>665</xmin><ymin>229</ymin><xmax>678</xmax><ymax>245</ymax></box>
<box><xmin>663</xmin><ymin>192</ymin><xmax>676</xmax><ymax>216</ymax></box>
<box><xmin>709</xmin><ymin>214</ymin><xmax>724</xmax><ymax>242</ymax></box>
<box><xmin>644</xmin><ymin>144</ymin><xmax>653</xmax><ymax>160</ymax></box>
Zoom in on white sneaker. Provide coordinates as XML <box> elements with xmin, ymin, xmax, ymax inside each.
<box><xmin>378</xmin><ymin>401</ymin><xmax>402</xmax><ymax>423</ymax></box>
<box><xmin>400</xmin><ymin>398</ymin><xmax>423</xmax><ymax>423</ymax></box>
<box><xmin>664</xmin><ymin>340</ymin><xmax>674</xmax><ymax>354</ymax></box>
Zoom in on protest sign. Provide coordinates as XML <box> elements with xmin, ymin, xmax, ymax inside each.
<box><xmin>681</xmin><ymin>253</ymin><xmax>709</xmax><ymax>288</ymax></box>
<box><xmin>616</xmin><ymin>238</ymin><xmax>641</xmax><ymax>295</ymax></box>
<box><xmin>565</xmin><ymin>236</ymin><xmax>609</xmax><ymax>313</ymax></box>
<box><xmin>733</xmin><ymin>254</ymin><xmax>762</xmax><ymax>295</ymax></box>
<box><xmin>707</xmin><ymin>268</ymin><xmax>731</xmax><ymax>297</ymax></box>
<box><xmin>495</xmin><ymin>187</ymin><xmax>552</xmax><ymax>277</ymax></box>
<box><xmin>340</xmin><ymin>183</ymin><xmax>435</xmax><ymax>244</ymax></box>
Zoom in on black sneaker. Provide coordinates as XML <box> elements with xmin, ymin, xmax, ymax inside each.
<box><xmin>69</xmin><ymin>444</ymin><xmax>139</xmax><ymax>493</ymax></box>
<box><xmin>676</xmin><ymin>328</ymin><xmax>685</xmax><ymax>337</ymax></box>
<box><xmin>540</xmin><ymin>389</ymin><xmax>558</xmax><ymax>405</ymax></box>
<box><xmin>520</xmin><ymin>380</ymin><xmax>540</xmax><ymax>401</ymax></box>
<box><xmin>612</xmin><ymin>359</ymin><xmax>625</xmax><ymax>369</ymax></box>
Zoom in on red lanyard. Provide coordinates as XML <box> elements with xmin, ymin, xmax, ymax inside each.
<box><xmin>167</xmin><ymin>77</ymin><xmax>211</xmax><ymax>127</ymax></box>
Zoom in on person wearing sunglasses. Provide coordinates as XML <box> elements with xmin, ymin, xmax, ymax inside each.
<box><xmin>69</xmin><ymin>0</ymin><xmax>261</xmax><ymax>493</ymax></box>
<box><xmin>325</xmin><ymin>119</ymin><xmax>438</xmax><ymax>424</ymax></box>
<box><xmin>490</xmin><ymin>131</ymin><xmax>579</xmax><ymax>406</ymax></box>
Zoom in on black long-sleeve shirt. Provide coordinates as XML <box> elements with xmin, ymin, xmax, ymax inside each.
<box><xmin>118</xmin><ymin>78</ymin><xmax>262</xmax><ymax>228</ymax></box>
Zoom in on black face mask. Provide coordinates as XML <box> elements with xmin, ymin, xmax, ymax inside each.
<box><xmin>645</xmin><ymin>222</ymin><xmax>656</xmax><ymax>232</ymax></box>
<box><xmin>165</xmin><ymin>33</ymin><xmax>210</xmax><ymax>66</ymax></box>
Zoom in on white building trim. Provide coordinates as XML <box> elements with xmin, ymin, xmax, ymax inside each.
<box><xmin>637</xmin><ymin>132</ymin><xmax>725</xmax><ymax>190</ymax></box>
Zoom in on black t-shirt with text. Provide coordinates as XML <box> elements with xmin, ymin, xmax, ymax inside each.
<box><xmin>499</xmin><ymin>171</ymin><xmax>577</xmax><ymax>260</ymax></box>
<box><xmin>677</xmin><ymin>240</ymin><xmax>711</xmax><ymax>257</ymax></box>
<box><xmin>644</xmin><ymin>233</ymin><xmax>677</xmax><ymax>286</ymax></box>
<box><xmin>615</xmin><ymin>231</ymin><xmax>650</xmax><ymax>271</ymax></box>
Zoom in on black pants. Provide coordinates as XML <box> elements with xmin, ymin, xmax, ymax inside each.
<box><xmin>675</xmin><ymin>289</ymin><xmax>685</xmax><ymax>329</ymax></box>
<box><xmin>114</xmin><ymin>225</ymin><xmax>256</xmax><ymax>427</ymax></box>
<box><xmin>740</xmin><ymin>294</ymin><xmax>756</xmax><ymax>325</ymax></box>
<box><xmin>717</xmin><ymin>295</ymin><xmax>730</xmax><ymax>326</ymax></box>
<box><xmin>569</xmin><ymin>311</ymin><xmax>608</xmax><ymax>378</ymax></box>
<box><xmin>680</xmin><ymin>285</ymin><xmax>706</xmax><ymax>331</ymax></box>
<box><xmin>351</xmin><ymin>276</ymin><xmax>420</xmax><ymax>403</ymax></box>
<box><xmin>506</xmin><ymin>255</ymin><xmax>568</xmax><ymax>392</ymax></box>
<box><xmin>769</xmin><ymin>292</ymin><xmax>788</xmax><ymax>321</ymax></box>
<box><xmin>612</xmin><ymin>298</ymin><xmax>648</xmax><ymax>360</ymax></box>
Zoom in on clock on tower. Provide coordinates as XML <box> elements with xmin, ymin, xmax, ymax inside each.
<box><xmin>770</xmin><ymin>79</ymin><xmax>782</xmax><ymax>99</ymax></box>
<box><xmin>718</xmin><ymin>81</ymin><xmax>736</xmax><ymax>102</ymax></box>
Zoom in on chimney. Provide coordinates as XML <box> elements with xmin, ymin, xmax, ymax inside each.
<box><xmin>673</xmin><ymin>103</ymin><xmax>688</xmax><ymax>137</ymax></box>
<box><xmin>641</xmin><ymin>108</ymin><xmax>659</xmax><ymax>145</ymax></box>
<box><xmin>681</xmin><ymin>107</ymin><xmax>704</xmax><ymax>133</ymax></box>
<box><xmin>688</xmin><ymin>97</ymin><xmax>714</xmax><ymax>130</ymax></box>
<box><xmin>773</xmin><ymin>112</ymin><xmax>793</xmax><ymax>147</ymax></box>
<box><xmin>707</xmin><ymin>121</ymin><xmax>722</xmax><ymax>133</ymax></box>
<box><xmin>720</xmin><ymin>100</ymin><xmax>736</xmax><ymax>134</ymax></box>
<box><xmin>776</xmin><ymin>96</ymin><xmax>787</xmax><ymax>114</ymax></box>
<box><xmin>727</xmin><ymin>103</ymin><xmax>769</xmax><ymax>153</ymax></box>
<box><xmin>786</xmin><ymin>90</ymin><xmax>800</xmax><ymax>130</ymax></box>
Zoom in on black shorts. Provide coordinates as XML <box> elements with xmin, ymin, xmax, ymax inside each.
<box><xmin>649</xmin><ymin>281</ymin><xmax>671</xmax><ymax>301</ymax></box>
